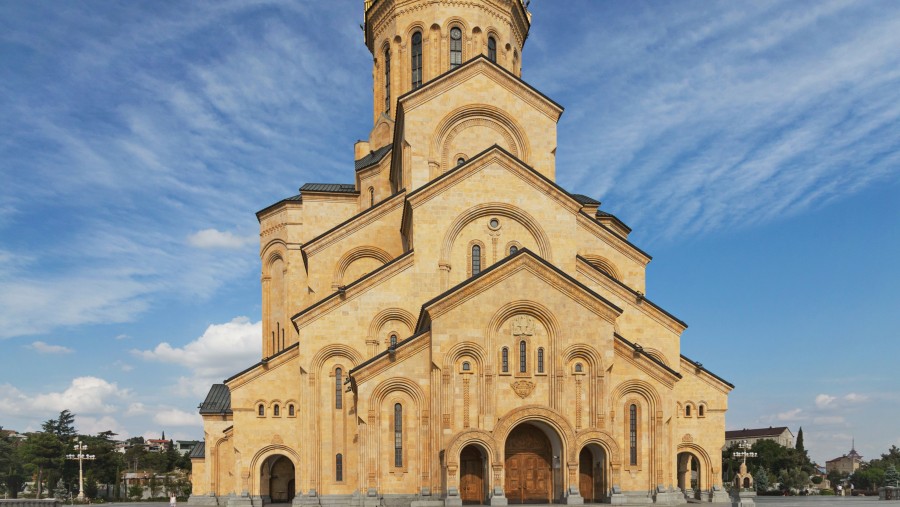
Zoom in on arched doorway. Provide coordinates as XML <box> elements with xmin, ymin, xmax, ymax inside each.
<box><xmin>578</xmin><ymin>445</ymin><xmax>607</xmax><ymax>503</ymax></box>
<box><xmin>677</xmin><ymin>452</ymin><xmax>700</xmax><ymax>499</ymax></box>
<box><xmin>261</xmin><ymin>455</ymin><xmax>295</xmax><ymax>503</ymax></box>
<box><xmin>460</xmin><ymin>445</ymin><xmax>487</xmax><ymax>504</ymax></box>
<box><xmin>504</xmin><ymin>423</ymin><xmax>553</xmax><ymax>504</ymax></box>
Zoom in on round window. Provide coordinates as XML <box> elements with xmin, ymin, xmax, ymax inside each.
<box><xmin>451</xmin><ymin>27</ymin><xmax>461</xmax><ymax>40</ymax></box>
<box><xmin>489</xmin><ymin>218</ymin><xmax>500</xmax><ymax>229</ymax></box>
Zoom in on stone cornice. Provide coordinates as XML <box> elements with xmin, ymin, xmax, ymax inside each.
<box><xmin>302</xmin><ymin>191</ymin><xmax>405</xmax><ymax>257</ymax></box>
<box><xmin>576</xmin><ymin>212</ymin><xmax>652</xmax><ymax>266</ymax></box>
<box><xmin>613</xmin><ymin>337</ymin><xmax>679</xmax><ymax>389</ymax></box>
<box><xmin>422</xmin><ymin>249</ymin><xmax>622</xmax><ymax>328</ymax></box>
<box><xmin>399</xmin><ymin>57</ymin><xmax>562</xmax><ymax>121</ymax></box>
<box><xmin>576</xmin><ymin>256</ymin><xmax>686</xmax><ymax>335</ymax></box>
<box><xmin>351</xmin><ymin>331</ymin><xmax>431</xmax><ymax>385</ymax></box>
<box><xmin>292</xmin><ymin>250</ymin><xmax>415</xmax><ymax>330</ymax></box>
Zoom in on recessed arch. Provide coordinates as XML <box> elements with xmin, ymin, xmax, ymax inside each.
<box><xmin>332</xmin><ymin>245</ymin><xmax>393</xmax><ymax>288</ymax></box>
<box><xmin>430</xmin><ymin>104</ymin><xmax>531</xmax><ymax>172</ymax></box>
<box><xmin>677</xmin><ymin>443</ymin><xmax>714</xmax><ymax>493</ymax></box>
<box><xmin>493</xmin><ymin>405</ymin><xmax>577</xmax><ymax>464</ymax></box>
<box><xmin>579</xmin><ymin>253</ymin><xmax>621</xmax><ymax>281</ymax></box>
<box><xmin>248</xmin><ymin>445</ymin><xmax>301</xmax><ymax>496</ymax></box>
<box><xmin>440</xmin><ymin>202</ymin><xmax>553</xmax><ymax>268</ymax></box>
<box><xmin>367</xmin><ymin>307</ymin><xmax>416</xmax><ymax>343</ymax></box>
<box><xmin>310</xmin><ymin>344</ymin><xmax>365</xmax><ymax>373</ymax></box>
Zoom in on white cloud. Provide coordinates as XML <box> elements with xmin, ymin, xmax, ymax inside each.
<box><xmin>126</xmin><ymin>402</ymin><xmax>148</xmax><ymax>416</ymax></box>
<box><xmin>78</xmin><ymin>415</ymin><xmax>130</xmax><ymax>439</ymax></box>
<box><xmin>776</xmin><ymin>408</ymin><xmax>805</xmax><ymax>421</ymax></box>
<box><xmin>27</xmin><ymin>341</ymin><xmax>74</xmax><ymax>354</ymax></box>
<box><xmin>815</xmin><ymin>394</ymin><xmax>837</xmax><ymax>408</ymax></box>
<box><xmin>843</xmin><ymin>393</ymin><xmax>869</xmax><ymax>403</ymax></box>
<box><xmin>187</xmin><ymin>229</ymin><xmax>255</xmax><ymax>249</ymax></box>
<box><xmin>0</xmin><ymin>376</ymin><xmax>129</xmax><ymax>417</ymax></box>
<box><xmin>135</xmin><ymin>316</ymin><xmax>260</xmax><ymax>396</ymax></box>
<box><xmin>115</xmin><ymin>334</ymin><xmax>130</xmax><ymax>340</ymax></box>
<box><xmin>813</xmin><ymin>416</ymin><xmax>846</xmax><ymax>425</ymax></box>
<box><xmin>153</xmin><ymin>408</ymin><xmax>201</xmax><ymax>427</ymax></box>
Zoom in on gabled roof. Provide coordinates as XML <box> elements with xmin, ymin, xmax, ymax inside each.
<box><xmin>223</xmin><ymin>342</ymin><xmax>299</xmax><ymax>384</ymax></box>
<box><xmin>188</xmin><ymin>441</ymin><xmax>205</xmax><ymax>459</ymax></box>
<box><xmin>299</xmin><ymin>183</ymin><xmax>358</xmax><ymax>194</ymax></box>
<box><xmin>572</xmin><ymin>194</ymin><xmax>600</xmax><ymax>206</ymax></box>
<box><xmin>355</xmin><ymin>144</ymin><xmax>392</xmax><ymax>171</ymax></box>
<box><xmin>414</xmin><ymin>247</ymin><xmax>623</xmax><ymax>332</ymax></box>
<box><xmin>397</xmin><ymin>55</ymin><xmax>563</xmax><ymax>117</ymax></box>
<box><xmin>725</xmin><ymin>427</ymin><xmax>791</xmax><ymax>439</ymax></box>
<box><xmin>681</xmin><ymin>354</ymin><xmax>735</xmax><ymax>389</ymax></box>
<box><xmin>255</xmin><ymin>194</ymin><xmax>302</xmax><ymax>220</ymax></box>
<box><xmin>198</xmin><ymin>384</ymin><xmax>231</xmax><ymax>415</ymax></box>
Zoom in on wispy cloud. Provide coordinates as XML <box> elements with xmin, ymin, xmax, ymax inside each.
<box><xmin>27</xmin><ymin>341</ymin><xmax>74</xmax><ymax>354</ymax></box>
<box><xmin>532</xmin><ymin>0</ymin><xmax>900</xmax><ymax>241</ymax></box>
<box><xmin>188</xmin><ymin>229</ymin><xmax>256</xmax><ymax>249</ymax></box>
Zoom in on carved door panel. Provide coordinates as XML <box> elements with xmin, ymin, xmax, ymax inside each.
<box><xmin>460</xmin><ymin>446</ymin><xmax>484</xmax><ymax>504</ymax></box>
<box><xmin>504</xmin><ymin>424</ymin><xmax>552</xmax><ymax>504</ymax></box>
<box><xmin>579</xmin><ymin>448</ymin><xmax>593</xmax><ymax>502</ymax></box>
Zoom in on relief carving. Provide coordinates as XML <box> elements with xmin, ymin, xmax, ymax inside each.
<box><xmin>682</xmin><ymin>433</ymin><xmax>693</xmax><ymax>443</ymax></box>
<box><xmin>511</xmin><ymin>380</ymin><xmax>535</xmax><ymax>398</ymax></box>
<box><xmin>511</xmin><ymin>315</ymin><xmax>534</xmax><ymax>336</ymax></box>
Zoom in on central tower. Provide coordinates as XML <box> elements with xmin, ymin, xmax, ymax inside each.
<box><xmin>364</xmin><ymin>0</ymin><xmax>531</xmax><ymax>125</ymax></box>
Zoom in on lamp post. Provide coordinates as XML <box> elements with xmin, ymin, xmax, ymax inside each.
<box><xmin>733</xmin><ymin>440</ymin><xmax>758</xmax><ymax>465</ymax></box>
<box><xmin>66</xmin><ymin>441</ymin><xmax>96</xmax><ymax>501</ymax></box>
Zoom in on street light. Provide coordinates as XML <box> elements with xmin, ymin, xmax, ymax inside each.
<box><xmin>66</xmin><ymin>441</ymin><xmax>96</xmax><ymax>501</ymax></box>
<box><xmin>733</xmin><ymin>440</ymin><xmax>758</xmax><ymax>464</ymax></box>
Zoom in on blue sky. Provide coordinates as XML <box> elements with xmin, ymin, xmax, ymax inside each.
<box><xmin>1</xmin><ymin>0</ymin><xmax>898</xmax><ymax>465</ymax></box>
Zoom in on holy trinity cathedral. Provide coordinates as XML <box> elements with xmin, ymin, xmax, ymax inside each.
<box><xmin>189</xmin><ymin>1</ymin><xmax>733</xmax><ymax>506</ymax></box>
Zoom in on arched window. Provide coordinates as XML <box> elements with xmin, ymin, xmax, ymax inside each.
<box><xmin>487</xmin><ymin>36</ymin><xmax>497</xmax><ymax>62</ymax></box>
<box><xmin>575</xmin><ymin>362</ymin><xmax>583</xmax><ymax>373</ymax></box>
<box><xmin>457</xmin><ymin>157</ymin><xmax>465</xmax><ymax>166</ymax></box>
<box><xmin>501</xmin><ymin>347</ymin><xmax>509</xmax><ymax>373</ymax></box>
<box><xmin>384</xmin><ymin>48</ymin><xmax>391</xmax><ymax>113</ymax></box>
<box><xmin>512</xmin><ymin>50</ymin><xmax>519</xmax><ymax>74</ymax></box>
<box><xmin>288</xmin><ymin>404</ymin><xmax>295</xmax><ymax>416</ymax></box>
<box><xmin>336</xmin><ymin>453</ymin><xmax>343</xmax><ymax>482</ymax></box>
<box><xmin>699</xmin><ymin>405</ymin><xmax>705</xmax><ymax>417</ymax></box>
<box><xmin>258</xmin><ymin>404</ymin><xmax>265</xmax><ymax>417</ymax></box>
<box><xmin>462</xmin><ymin>361</ymin><xmax>471</xmax><ymax>371</ymax></box>
<box><xmin>389</xmin><ymin>333</ymin><xmax>397</xmax><ymax>348</ymax></box>
<box><xmin>369</xmin><ymin>187</ymin><xmax>374</xmax><ymax>207</ymax></box>
<box><xmin>471</xmin><ymin>245</ymin><xmax>481</xmax><ymax>275</ymax></box>
<box><xmin>509</xmin><ymin>245</ymin><xmax>518</xmax><ymax>255</ymax></box>
<box><xmin>537</xmin><ymin>348</ymin><xmax>544</xmax><ymax>373</ymax></box>
<box><xmin>519</xmin><ymin>340</ymin><xmax>527</xmax><ymax>373</ymax></box>
<box><xmin>685</xmin><ymin>405</ymin><xmax>692</xmax><ymax>417</ymax></box>
<box><xmin>273</xmin><ymin>404</ymin><xmax>280</xmax><ymax>417</ymax></box>
<box><xmin>394</xmin><ymin>403</ymin><xmax>403</xmax><ymax>467</ymax></box>
<box><xmin>629</xmin><ymin>404</ymin><xmax>638</xmax><ymax>466</ymax></box>
<box><xmin>411</xmin><ymin>32</ymin><xmax>423</xmax><ymax>90</ymax></box>
<box><xmin>335</xmin><ymin>368</ymin><xmax>343</xmax><ymax>410</ymax></box>
<box><xmin>450</xmin><ymin>27</ymin><xmax>462</xmax><ymax>69</ymax></box>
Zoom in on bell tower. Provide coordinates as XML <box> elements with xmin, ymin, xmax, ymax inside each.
<box><xmin>363</xmin><ymin>0</ymin><xmax>531</xmax><ymax>126</ymax></box>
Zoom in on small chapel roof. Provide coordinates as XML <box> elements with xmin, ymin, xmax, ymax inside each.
<box><xmin>571</xmin><ymin>194</ymin><xmax>600</xmax><ymax>206</ymax></box>
<box><xmin>299</xmin><ymin>183</ymin><xmax>358</xmax><ymax>194</ymax></box>
<box><xmin>355</xmin><ymin>143</ymin><xmax>392</xmax><ymax>171</ymax></box>
<box><xmin>188</xmin><ymin>441</ymin><xmax>205</xmax><ymax>459</ymax></box>
<box><xmin>198</xmin><ymin>384</ymin><xmax>232</xmax><ymax>415</ymax></box>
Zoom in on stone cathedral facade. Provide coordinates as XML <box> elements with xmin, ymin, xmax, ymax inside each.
<box><xmin>189</xmin><ymin>1</ymin><xmax>733</xmax><ymax>506</ymax></box>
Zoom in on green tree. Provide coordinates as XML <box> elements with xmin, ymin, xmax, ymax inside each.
<box><xmin>851</xmin><ymin>466</ymin><xmax>884</xmax><ymax>491</ymax></box>
<box><xmin>827</xmin><ymin>469</ymin><xmax>847</xmax><ymax>492</ymax></box>
<box><xmin>84</xmin><ymin>473</ymin><xmax>99</xmax><ymax>499</ymax></box>
<box><xmin>778</xmin><ymin>467</ymin><xmax>809</xmax><ymax>492</ymax></box>
<box><xmin>22</xmin><ymin>431</ymin><xmax>63</xmax><ymax>498</ymax></box>
<box><xmin>754</xmin><ymin>465</ymin><xmax>770</xmax><ymax>493</ymax></box>
<box><xmin>884</xmin><ymin>465</ymin><xmax>899</xmax><ymax>488</ymax></box>
<box><xmin>0</xmin><ymin>428</ymin><xmax>28</xmax><ymax>498</ymax></box>
<box><xmin>795</xmin><ymin>427</ymin><xmax>805</xmax><ymax>454</ymax></box>
<box><xmin>128</xmin><ymin>483</ymin><xmax>144</xmax><ymax>500</ymax></box>
<box><xmin>148</xmin><ymin>474</ymin><xmax>161</xmax><ymax>498</ymax></box>
<box><xmin>164</xmin><ymin>443</ymin><xmax>179</xmax><ymax>472</ymax></box>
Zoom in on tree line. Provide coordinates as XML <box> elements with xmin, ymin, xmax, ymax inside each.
<box><xmin>1</xmin><ymin>410</ymin><xmax>192</xmax><ymax>500</ymax></box>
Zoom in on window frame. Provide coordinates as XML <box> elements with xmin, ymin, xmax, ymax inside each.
<box><xmin>624</xmin><ymin>399</ymin><xmax>643</xmax><ymax>471</ymax></box>
<box><xmin>335</xmin><ymin>367</ymin><xmax>343</xmax><ymax>410</ymax></box>
<box><xmin>449</xmin><ymin>26</ymin><xmax>462</xmax><ymax>69</ymax></box>
<box><xmin>392</xmin><ymin>402</ymin><xmax>404</xmax><ymax>469</ymax></box>
<box><xmin>487</xmin><ymin>36</ymin><xmax>497</xmax><ymax>62</ymax></box>
<box><xmin>536</xmin><ymin>347</ymin><xmax>545</xmax><ymax>374</ymax></box>
<box><xmin>335</xmin><ymin>453</ymin><xmax>344</xmax><ymax>482</ymax></box>
<box><xmin>384</xmin><ymin>46</ymin><xmax>391</xmax><ymax>113</ymax></box>
<box><xmin>500</xmin><ymin>347</ymin><xmax>510</xmax><ymax>374</ymax></box>
<box><xmin>411</xmin><ymin>31</ymin><xmax>423</xmax><ymax>90</ymax></box>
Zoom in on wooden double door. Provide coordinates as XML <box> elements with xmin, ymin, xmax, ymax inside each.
<box><xmin>504</xmin><ymin>424</ymin><xmax>552</xmax><ymax>504</ymax></box>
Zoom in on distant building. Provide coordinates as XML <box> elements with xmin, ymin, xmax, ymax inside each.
<box><xmin>174</xmin><ymin>440</ymin><xmax>201</xmax><ymax>455</ymax></box>
<box><xmin>145</xmin><ymin>439</ymin><xmax>171</xmax><ymax>453</ymax></box>
<box><xmin>724</xmin><ymin>426</ymin><xmax>794</xmax><ymax>449</ymax></box>
<box><xmin>826</xmin><ymin>443</ymin><xmax>863</xmax><ymax>475</ymax></box>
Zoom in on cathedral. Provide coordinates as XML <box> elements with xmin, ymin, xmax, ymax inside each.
<box><xmin>188</xmin><ymin>1</ymin><xmax>733</xmax><ymax>505</ymax></box>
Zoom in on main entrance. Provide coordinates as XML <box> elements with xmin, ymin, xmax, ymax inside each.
<box><xmin>261</xmin><ymin>455</ymin><xmax>295</xmax><ymax>503</ymax></box>
<box><xmin>460</xmin><ymin>445</ymin><xmax>486</xmax><ymax>504</ymax></box>
<box><xmin>504</xmin><ymin>424</ymin><xmax>552</xmax><ymax>504</ymax></box>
